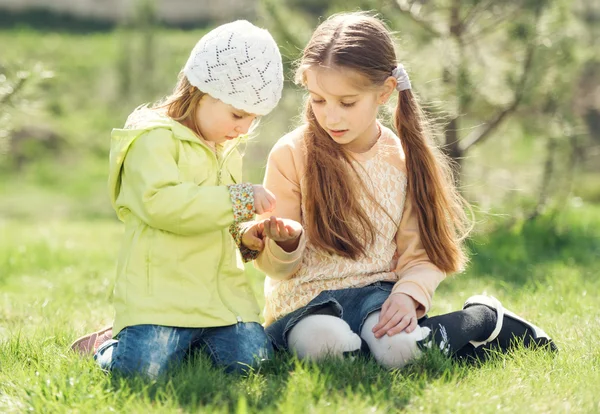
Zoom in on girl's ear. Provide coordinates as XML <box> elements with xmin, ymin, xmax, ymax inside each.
<box><xmin>378</xmin><ymin>76</ymin><xmax>397</xmax><ymax>104</ymax></box>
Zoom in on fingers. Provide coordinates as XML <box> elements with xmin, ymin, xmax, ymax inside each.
<box><xmin>263</xmin><ymin>217</ymin><xmax>299</xmax><ymax>242</ymax></box>
<box><xmin>285</xmin><ymin>224</ymin><xmax>302</xmax><ymax>238</ymax></box>
<box><xmin>380</xmin><ymin>299</ymin><xmax>390</xmax><ymax>316</ymax></box>
<box><xmin>241</xmin><ymin>224</ymin><xmax>265</xmax><ymax>251</ymax></box>
<box><xmin>267</xmin><ymin>216</ymin><xmax>279</xmax><ymax>238</ymax></box>
<box><xmin>256</xmin><ymin>221</ymin><xmax>265</xmax><ymax>238</ymax></box>
<box><xmin>372</xmin><ymin>295</ymin><xmax>419</xmax><ymax>337</ymax></box>
<box><xmin>254</xmin><ymin>197</ymin><xmax>265</xmax><ymax>215</ymax></box>
<box><xmin>372</xmin><ymin>310</ymin><xmax>403</xmax><ymax>338</ymax></box>
<box><xmin>385</xmin><ymin>315</ymin><xmax>416</xmax><ymax>337</ymax></box>
<box><xmin>252</xmin><ymin>187</ymin><xmax>276</xmax><ymax>215</ymax></box>
<box><xmin>246</xmin><ymin>235</ymin><xmax>264</xmax><ymax>251</ymax></box>
<box><xmin>255</xmin><ymin>198</ymin><xmax>270</xmax><ymax>215</ymax></box>
<box><xmin>262</xmin><ymin>216</ymin><xmax>275</xmax><ymax>239</ymax></box>
<box><xmin>406</xmin><ymin>316</ymin><xmax>418</xmax><ymax>333</ymax></box>
<box><xmin>264</xmin><ymin>189</ymin><xmax>276</xmax><ymax>212</ymax></box>
<box><xmin>372</xmin><ymin>301</ymin><xmax>391</xmax><ymax>333</ymax></box>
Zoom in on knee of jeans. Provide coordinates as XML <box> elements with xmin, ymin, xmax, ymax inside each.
<box><xmin>362</xmin><ymin>326</ymin><xmax>431</xmax><ymax>369</ymax></box>
<box><xmin>287</xmin><ymin>314</ymin><xmax>362</xmax><ymax>361</ymax></box>
<box><xmin>209</xmin><ymin>323</ymin><xmax>273</xmax><ymax>374</ymax></box>
<box><xmin>111</xmin><ymin>346</ymin><xmax>173</xmax><ymax>380</ymax></box>
<box><xmin>239</xmin><ymin>329</ymin><xmax>274</xmax><ymax>369</ymax></box>
<box><xmin>110</xmin><ymin>326</ymin><xmax>180</xmax><ymax>380</ymax></box>
<box><xmin>248</xmin><ymin>323</ymin><xmax>274</xmax><ymax>356</ymax></box>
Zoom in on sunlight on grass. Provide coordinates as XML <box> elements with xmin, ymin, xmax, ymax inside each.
<box><xmin>1</xmin><ymin>207</ymin><xmax>599</xmax><ymax>413</ymax></box>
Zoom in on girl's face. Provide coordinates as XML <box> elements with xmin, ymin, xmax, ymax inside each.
<box><xmin>305</xmin><ymin>67</ymin><xmax>395</xmax><ymax>153</ymax></box>
<box><xmin>192</xmin><ymin>95</ymin><xmax>257</xmax><ymax>144</ymax></box>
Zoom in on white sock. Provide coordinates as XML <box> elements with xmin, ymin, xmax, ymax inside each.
<box><xmin>360</xmin><ymin>311</ymin><xmax>431</xmax><ymax>369</ymax></box>
<box><xmin>287</xmin><ymin>314</ymin><xmax>362</xmax><ymax>360</ymax></box>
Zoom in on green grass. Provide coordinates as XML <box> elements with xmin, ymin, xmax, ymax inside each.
<box><xmin>2</xmin><ymin>24</ymin><xmax>600</xmax><ymax>413</ymax></box>
<box><xmin>1</xmin><ymin>206</ymin><xmax>599</xmax><ymax>413</ymax></box>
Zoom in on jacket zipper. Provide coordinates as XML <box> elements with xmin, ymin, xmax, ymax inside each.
<box><xmin>182</xmin><ymin>132</ymin><xmax>246</xmax><ymax>322</ymax></box>
<box><xmin>213</xmin><ymin>141</ymin><xmax>243</xmax><ymax>322</ymax></box>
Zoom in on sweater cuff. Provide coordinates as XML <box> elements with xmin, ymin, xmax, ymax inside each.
<box><xmin>264</xmin><ymin>229</ymin><xmax>306</xmax><ymax>263</ymax></box>
<box><xmin>391</xmin><ymin>281</ymin><xmax>430</xmax><ymax>319</ymax></box>
<box><xmin>227</xmin><ymin>183</ymin><xmax>255</xmax><ymax>223</ymax></box>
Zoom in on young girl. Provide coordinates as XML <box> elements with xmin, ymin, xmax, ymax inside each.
<box><xmin>254</xmin><ymin>12</ymin><xmax>556</xmax><ymax>368</ymax></box>
<box><xmin>71</xmin><ymin>20</ymin><xmax>284</xmax><ymax>379</ymax></box>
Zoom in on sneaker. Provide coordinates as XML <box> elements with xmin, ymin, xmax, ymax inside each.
<box><xmin>463</xmin><ymin>295</ymin><xmax>557</xmax><ymax>352</ymax></box>
<box><xmin>70</xmin><ymin>326</ymin><xmax>113</xmax><ymax>356</ymax></box>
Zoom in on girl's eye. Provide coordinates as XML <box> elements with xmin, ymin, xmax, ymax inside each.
<box><xmin>311</xmin><ymin>98</ymin><xmax>325</xmax><ymax>105</ymax></box>
<box><xmin>341</xmin><ymin>102</ymin><xmax>356</xmax><ymax>108</ymax></box>
<box><xmin>232</xmin><ymin>113</ymin><xmax>244</xmax><ymax>120</ymax></box>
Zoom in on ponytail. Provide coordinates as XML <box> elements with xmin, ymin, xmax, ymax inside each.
<box><xmin>395</xmin><ymin>90</ymin><xmax>471</xmax><ymax>273</ymax></box>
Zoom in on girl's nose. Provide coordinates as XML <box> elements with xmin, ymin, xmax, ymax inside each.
<box><xmin>325</xmin><ymin>106</ymin><xmax>341</xmax><ymax>124</ymax></box>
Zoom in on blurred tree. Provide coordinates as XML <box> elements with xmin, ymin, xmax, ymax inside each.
<box><xmin>259</xmin><ymin>0</ymin><xmax>599</xmax><ymax>210</ymax></box>
<box><xmin>116</xmin><ymin>0</ymin><xmax>159</xmax><ymax>103</ymax></box>
<box><xmin>260</xmin><ymin>0</ymin><xmax>578</xmax><ymax>159</ymax></box>
<box><xmin>0</xmin><ymin>63</ymin><xmax>54</xmax><ymax>170</ymax></box>
<box><xmin>389</xmin><ymin>0</ymin><xmax>575</xmax><ymax>166</ymax></box>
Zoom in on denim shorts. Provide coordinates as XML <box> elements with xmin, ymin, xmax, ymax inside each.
<box><xmin>266</xmin><ymin>281</ymin><xmax>397</xmax><ymax>351</ymax></box>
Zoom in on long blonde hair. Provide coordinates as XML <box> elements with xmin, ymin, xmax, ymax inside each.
<box><xmin>297</xmin><ymin>12</ymin><xmax>471</xmax><ymax>273</ymax></box>
<box><xmin>153</xmin><ymin>72</ymin><xmax>205</xmax><ymax>136</ymax></box>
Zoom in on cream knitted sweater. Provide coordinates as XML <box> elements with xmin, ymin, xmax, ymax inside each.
<box><xmin>255</xmin><ymin>124</ymin><xmax>446</xmax><ymax>326</ymax></box>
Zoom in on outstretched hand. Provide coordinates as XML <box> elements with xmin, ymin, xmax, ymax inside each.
<box><xmin>263</xmin><ymin>216</ymin><xmax>303</xmax><ymax>252</ymax></box>
<box><xmin>372</xmin><ymin>293</ymin><xmax>418</xmax><ymax>338</ymax></box>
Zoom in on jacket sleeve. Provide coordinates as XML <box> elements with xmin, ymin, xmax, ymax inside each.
<box><xmin>391</xmin><ymin>191</ymin><xmax>446</xmax><ymax>318</ymax></box>
<box><xmin>254</xmin><ymin>140</ymin><xmax>306</xmax><ymax>279</ymax></box>
<box><xmin>120</xmin><ymin>129</ymin><xmax>253</xmax><ymax>235</ymax></box>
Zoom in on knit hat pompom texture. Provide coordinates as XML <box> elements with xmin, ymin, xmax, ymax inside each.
<box><xmin>183</xmin><ymin>20</ymin><xmax>284</xmax><ymax>116</ymax></box>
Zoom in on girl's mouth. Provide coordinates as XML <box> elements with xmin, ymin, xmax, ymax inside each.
<box><xmin>328</xmin><ymin>129</ymin><xmax>348</xmax><ymax>137</ymax></box>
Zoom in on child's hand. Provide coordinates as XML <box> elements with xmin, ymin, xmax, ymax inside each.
<box><xmin>252</xmin><ymin>185</ymin><xmax>276</xmax><ymax>214</ymax></box>
<box><xmin>263</xmin><ymin>216</ymin><xmax>302</xmax><ymax>242</ymax></box>
<box><xmin>372</xmin><ymin>293</ymin><xmax>418</xmax><ymax>338</ymax></box>
<box><xmin>263</xmin><ymin>216</ymin><xmax>303</xmax><ymax>252</ymax></box>
<box><xmin>241</xmin><ymin>221</ymin><xmax>266</xmax><ymax>251</ymax></box>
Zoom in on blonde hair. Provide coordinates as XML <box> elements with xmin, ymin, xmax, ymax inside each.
<box><xmin>297</xmin><ymin>12</ymin><xmax>471</xmax><ymax>273</ymax></box>
<box><xmin>153</xmin><ymin>72</ymin><xmax>206</xmax><ymax>136</ymax></box>
<box><xmin>153</xmin><ymin>71</ymin><xmax>261</xmax><ymax>143</ymax></box>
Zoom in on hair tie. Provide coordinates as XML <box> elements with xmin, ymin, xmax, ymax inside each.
<box><xmin>392</xmin><ymin>64</ymin><xmax>411</xmax><ymax>91</ymax></box>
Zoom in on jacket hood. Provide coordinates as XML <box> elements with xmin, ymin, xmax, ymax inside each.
<box><xmin>108</xmin><ymin>107</ymin><xmax>203</xmax><ymax>211</ymax></box>
<box><xmin>108</xmin><ymin>106</ymin><xmax>247</xmax><ymax>212</ymax></box>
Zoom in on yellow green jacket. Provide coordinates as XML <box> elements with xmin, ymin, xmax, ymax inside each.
<box><xmin>108</xmin><ymin>108</ymin><xmax>260</xmax><ymax>335</ymax></box>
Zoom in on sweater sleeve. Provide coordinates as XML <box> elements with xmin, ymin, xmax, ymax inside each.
<box><xmin>120</xmin><ymin>129</ymin><xmax>253</xmax><ymax>235</ymax></box>
<box><xmin>391</xmin><ymin>191</ymin><xmax>446</xmax><ymax>318</ymax></box>
<box><xmin>254</xmin><ymin>139</ymin><xmax>306</xmax><ymax>279</ymax></box>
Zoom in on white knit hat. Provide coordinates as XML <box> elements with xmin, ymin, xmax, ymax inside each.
<box><xmin>183</xmin><ymin>20</ymin><xmax>284</xmax><ymax>116</ymax></box>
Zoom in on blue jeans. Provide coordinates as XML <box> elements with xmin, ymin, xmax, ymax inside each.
<box><xmin>267</xmin><ymin>281</ymin><xmax>425</xmax><ymax>351</ymax></box>
<box><xmin>95</xmin><ymin>323</ymin><xmax>272</xmax><ymax>379</ymax></box>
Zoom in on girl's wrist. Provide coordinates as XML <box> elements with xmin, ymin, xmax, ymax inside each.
<box><xmin>275</xmin><ymin>232</ymin><xmax>302</xmax><ymax>252</ymax></box>
<box><xmin>390</xmin><ymin>292</ymin><xmax>419</xmax><ymax>309</ymax></box>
